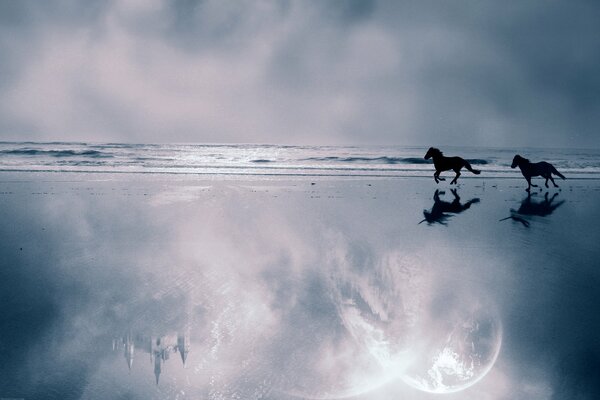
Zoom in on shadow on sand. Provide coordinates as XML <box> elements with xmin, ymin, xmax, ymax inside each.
<box><xmin>500</xmin><ymin>192</ymin><xmax>565</xmax><ymax>228</ymax></box>
<box><xmin>419</xmin><ymin>189</ymin><xmax>480</xmax><ymax>226</ymax></box>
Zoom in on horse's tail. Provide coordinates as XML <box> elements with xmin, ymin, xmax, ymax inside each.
<box><xmin>551</xmin><ymin>166</ymin><xmax>565</xmax><ymax>180</ymax></box>
<box><xmin>464</xmin><ymin>160</ymin><xmax>481</xmax><ymax>175</ymax></box>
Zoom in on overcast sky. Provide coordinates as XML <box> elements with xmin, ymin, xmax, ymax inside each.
<box><xmin>0</xmin><ymin>0</ymin><xmax>598</xmax><ymax>147</ymax></box>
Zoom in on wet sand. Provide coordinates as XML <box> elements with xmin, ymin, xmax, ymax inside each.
<box><xmin>0</xmin><ymin>172</ymin><xmax>599</xmax><ymax>399</ymax></box>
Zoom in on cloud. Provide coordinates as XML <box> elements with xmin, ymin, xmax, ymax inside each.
<box><xmin>0</xmin><ymin>0</ymin><xmax>598</xmax><ymax>147</ymax></box>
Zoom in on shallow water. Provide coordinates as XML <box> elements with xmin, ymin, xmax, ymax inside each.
<box><xmin>0</xmin><ymin>173</ymin><xmax>599</xmax><ymax>399</ymax></box>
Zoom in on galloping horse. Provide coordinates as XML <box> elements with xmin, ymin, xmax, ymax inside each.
<box><xmin>424</xmin><ymin>147</ymin><xmax>481</xmax><ymax>184</ymax></box>
<box><xmin>511</xmin><ymin>155</ymin><xmax>565</xmax><ymax>192</ymax></box>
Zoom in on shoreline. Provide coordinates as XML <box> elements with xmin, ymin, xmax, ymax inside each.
<box><xmin>1</xmin><ymin>170</ymin><xmax>599</xmax><ymax>182</ymax></box>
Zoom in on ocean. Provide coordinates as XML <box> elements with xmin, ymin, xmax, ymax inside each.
<box><xmin>1</xmin><ymin>142</ymin><xmax>599</xmax><ymax>179</ymax></box>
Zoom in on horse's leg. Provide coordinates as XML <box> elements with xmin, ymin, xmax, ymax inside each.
<box><xmin>526</xmin><ymin>177</ymin><xmax>532</xmax><ymax>192</ymax></box>
<box><xmin>434</xmin><ymin>171</ymin><xmax>445</xmax><ymax>183</ymax></box>
<box><xmin>549</xmin><ymin>175</ymin><xmax>558</xmax><ymax>187</ymax></box>
<box><xmin>527</xmin><ymin>176</ymin><xmax>538</xmax><ymax>189</ymax></box>
<box><xmin>450</xmin><ymin>171</ymin><xmax>461</xmax><ymax>185</ymax></box>
<box><xmin>544</xmin><ymin>176</ymin><xmax>549</xmax><ymax>188</ymax></box>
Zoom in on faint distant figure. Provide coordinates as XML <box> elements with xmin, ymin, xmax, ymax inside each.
<box><xmin>424</xmin><ymin>147</ymin><xmax>481</xmax><ymax>184</ymax></box>
<box><xmin>419</xmin><ymin>189</ymin><xmax>480</xmax><ymax>225</ymax></box>
<box><xmin>511</xmin><ymin>154</ymin><xmax>566</xmax><ymax>192</ymax></box>
<box><xmin>499</xmin><ymin>192</ymin><xmax>565</xmax><ymax>228</ymax></box>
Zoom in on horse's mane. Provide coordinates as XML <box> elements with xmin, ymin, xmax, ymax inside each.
<box><xmin>515</xmin><ymin>154</ymin><xmax>530</xmax><ymax>163</ymax></box>
<box><xmin>429</xmin><ymin>147</ymin><xmax>443</xmax><ymax>156</ymax></box>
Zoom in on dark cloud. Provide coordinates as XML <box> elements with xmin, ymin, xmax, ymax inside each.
<box><xmin>0</xmin><ymin>196</ymin><xmax>89</xmax><ymax>398</ymax></box>
<box><xmin>164</xmin><ymin>0</ymin><xmax>288</xmax><ymax>50</ymax></box>
<box><xmin>553</xmin><ymin>350</ymin><xmax>600</xmax><ymax>399</ymax></box>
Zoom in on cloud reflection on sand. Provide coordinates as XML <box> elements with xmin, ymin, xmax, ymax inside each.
<box><xmin>104</xmin><ymin>181</ymin><xmax>503</xmax><ymax>399</ymax></box>
<box><xmin>5</xmin><ymin>177</ymin><xmax>599</xmax><ymax>399</ymax></box>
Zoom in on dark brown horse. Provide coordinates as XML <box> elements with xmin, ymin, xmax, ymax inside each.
<box><xmin>424</xmin><ymin>147</ymin><xmax>481</xmax><ymax>184</ymax></box>
<box><xmin>511</xmin><ymin>155</ymin><xmax>565</xmax><ymax>192</ymax></box>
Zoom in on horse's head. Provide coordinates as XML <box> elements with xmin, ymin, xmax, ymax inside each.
<box><xmin>511</xmin><ymin>155</ymin><xmax>523</xmax><ymax>168</ymax></box>
<box><xmin>424</xmin><ymin>147</ymin><xmax>440</xmax><ymax>160</ymax></box>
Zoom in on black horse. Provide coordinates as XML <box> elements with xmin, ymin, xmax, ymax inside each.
<box><xmin>511</xmin><ymin>154</ymin><xmax>565</xmax><ymax>192</ymax></box>
<box><xmin>424</xmin><ymin>147</ymin><xmax>481</xmax><ymax>184</ymax></box>
<box><xmin>419</xmin><ymin>189</ymin><xmax>480</xmax><ymax>225</ymax></box>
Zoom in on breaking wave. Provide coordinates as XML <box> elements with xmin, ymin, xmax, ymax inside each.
<box><xmin>0</xmin><ymin>148</ymin><xmax>112</xmax><ymax>158</ymax></box>
<box><xmin>303</xmin><ymin>156</ymin><xmax>489</xmax><ymax>165</ymax></box>
<box><xmin>304</xmin><ymin>156</ymin><xmax>422</xmax><ymax>164</ymax></box>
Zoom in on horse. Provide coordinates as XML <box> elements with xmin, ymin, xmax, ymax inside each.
<box><xmin>510</xmin><ymin>155</ymin><xmax>565</xmax><ymax>192</ymax></box>
<box><xmin>424</xmin><ymin>147</ymin><xmax>481</xmax><ymax>184</ymax></box>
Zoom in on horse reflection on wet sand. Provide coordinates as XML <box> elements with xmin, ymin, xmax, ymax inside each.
<box><xmin>419</xmin><ymin>189</ymin><xmax>480</xmax><ymax>225</ymax></box>
<box><xmin>500</xmin><ymin>192</ymin><xmax>565</xmax><ymax>228</ymax></box>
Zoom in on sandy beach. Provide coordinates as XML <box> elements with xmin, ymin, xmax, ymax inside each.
<box><xmin>1</xmin><ymin>171</ymin><xmax>599</xmax><ymax>399</ymax></box>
